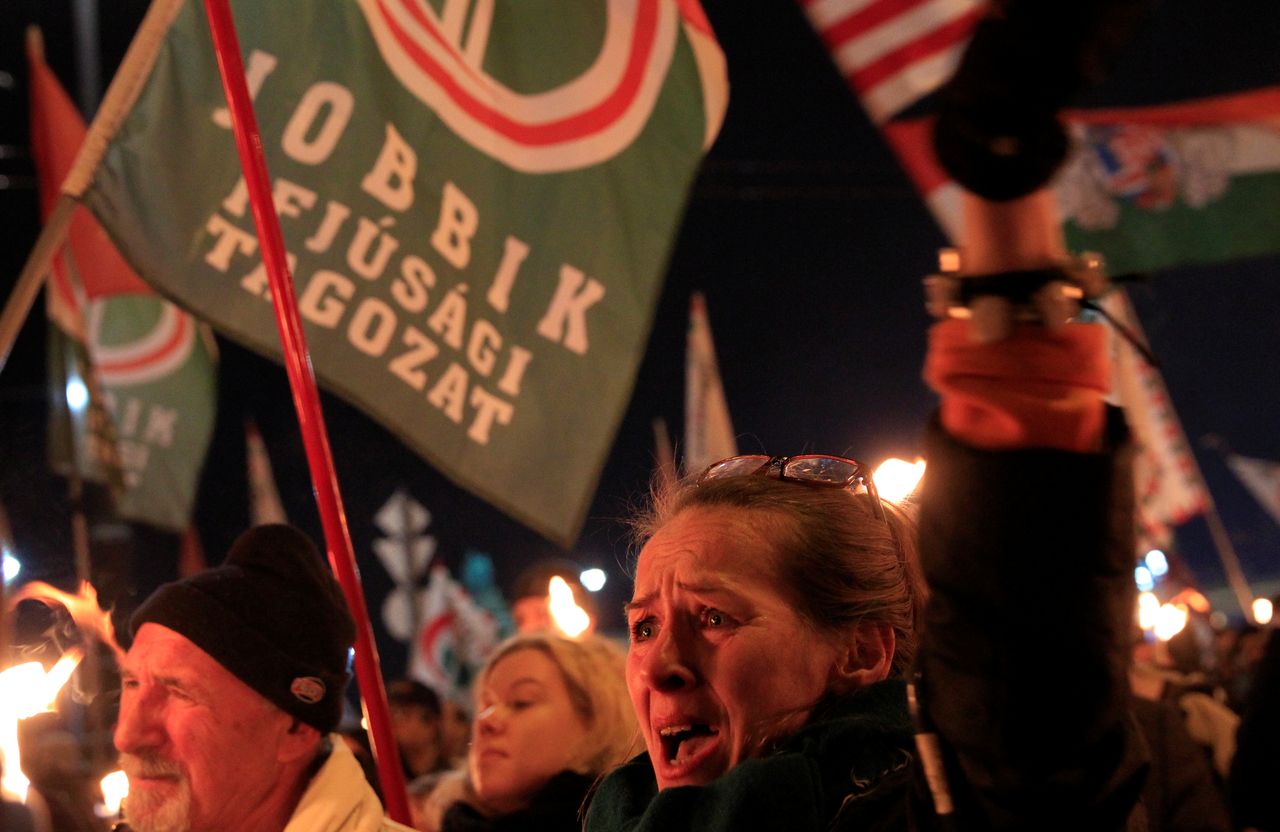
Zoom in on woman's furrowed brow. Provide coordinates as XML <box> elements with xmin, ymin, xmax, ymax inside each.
<box><xmin>624</xmin><ymin>592</ymin><xmax>655</xmax><ymax>614</ymax></box>
<box><xmin>625</xmin><ymin>581</ymin><xmax>736</xmax><ymax>613</ymax></box>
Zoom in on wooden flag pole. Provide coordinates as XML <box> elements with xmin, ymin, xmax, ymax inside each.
<box><xmin>200</xmin><ymin>0</ymin><xmax>411</xmax><ymax>821</ymax></box>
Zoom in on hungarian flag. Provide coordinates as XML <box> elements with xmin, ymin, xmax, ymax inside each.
<box><xmin>882</xmin><ymin>90</ymin><xmax>1280</xmax><ymax>274</ymax></box>
<box><xmin>67</xmin><ymin>0</ymin><xmax>728</xmax><ymax>545</ymax></box>
<box><xmin>28</xmin><ymin>28</ymin><xmax>216</xmax><ymax>532</ymax></box>
<box><xmin>803</xmin><ymin>1</ymin><xmax>1280</xmax><ymax>274</ymax></box>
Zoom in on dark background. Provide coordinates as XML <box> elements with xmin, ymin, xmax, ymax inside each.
<box><xmin>2</xmin><ymin>0</ymin><xmax>1277</xmax><ymax>676</ymax></box>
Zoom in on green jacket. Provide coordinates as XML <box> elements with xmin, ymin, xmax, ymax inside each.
<box><xmin>585</xmin><ymin>680</ymin><xmax>915</xmax><ymax>832</ymax></box>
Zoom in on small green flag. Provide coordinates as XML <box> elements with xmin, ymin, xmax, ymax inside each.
<box><xmin>31</xmin><ymin>26</ymin><xmax>216</xmax><ymax>532</ymax></box>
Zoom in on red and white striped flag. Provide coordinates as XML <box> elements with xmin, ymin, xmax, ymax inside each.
<box><xmin>799</xmin><ymin>0</ymin><xmax>985</xmax><ymax>124</ymax></box>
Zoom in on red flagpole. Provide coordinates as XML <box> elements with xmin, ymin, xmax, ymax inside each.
<box><xmin>200</xmin><ymin>0</ymin><xmax>411</xmax><ymax>822</ymax></box>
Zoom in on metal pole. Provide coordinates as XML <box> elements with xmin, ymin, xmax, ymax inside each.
<box><xmin>1202</xmin><ymin>501</ymin><xmax>1258</xmax><ymax>623</ymax></box>
<box><xmin>71</xmin><ymin>0</ymin><xmax>102</xmax><ymax>118</ymax></box>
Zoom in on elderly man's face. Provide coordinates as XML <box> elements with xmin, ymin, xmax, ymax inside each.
<box><xmin>114</xmin><ymin>623</ymin><xmax>296</xmax><ymax>832</ymax></box>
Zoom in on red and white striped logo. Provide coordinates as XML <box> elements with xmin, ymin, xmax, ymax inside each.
<box><xmin>88</xmin><ymin>301</ymin><xmax>197</xmax><ymax>388</ymax></box>
<box><xmin>357</xmin><ymin>0</ymin><xmax>683</xmax><ymax>172</ymax></box>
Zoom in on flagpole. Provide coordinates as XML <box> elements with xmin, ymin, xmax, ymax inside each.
<box><xmin>200</xmin><ymin>0</ymin><xmax>411</xmax><ymax>822</ymax></box>
<box><xmin>1201</xmin><ymin>498</ymin><xmax>1257</xmax><ymax>623</ymax></box>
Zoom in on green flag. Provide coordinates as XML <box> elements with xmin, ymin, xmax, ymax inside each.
<box><xmin>85</xmin><ymin>295</ymin><xmax>218</xmax><ymax>529</ymax></box>
<box><xmin>45</xmin><ymin>293</ymin><xmax>219</xmax><ymax>532</ymax></box>
<box><xmin>30</xmin><ymin>26</ymin><xmax>217</xmax><ymax>532</ymax></box>
<box><xmin>45</xmin><ymin>301</ymin><xmax>122</xmax><ymax>492</ymax></box>
<box><xmin>80</xmin><ymin>0</ymin><xmax>726</xmax><ymax>544</ymax></box>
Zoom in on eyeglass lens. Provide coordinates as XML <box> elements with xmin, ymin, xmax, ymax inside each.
<box><xmin>783</xmin><ymin>456</ymin><xmax>862</xmax><ymax>486</ymax></box>
<box><xmin>701</xmin><ymin>455</ymin><xmax>772</xmax><ymax>481</ymax></box>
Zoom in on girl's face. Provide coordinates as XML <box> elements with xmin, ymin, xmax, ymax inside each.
<box><xmin>469</xmin><ymin>648</ymin><xmax>589</xmax><ymax>813</ymax></box>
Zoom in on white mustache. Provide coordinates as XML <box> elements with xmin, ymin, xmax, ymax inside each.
<box><xmin>120</xmin><ymin>753</ymin><xmax>184</xmax><ymax>780</ymax></box>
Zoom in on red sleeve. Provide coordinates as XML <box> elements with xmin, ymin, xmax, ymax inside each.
<box><xmin>923</xmin><ymin>319</ymin><xmax>1110</xmax><ymax>452</ymax></box>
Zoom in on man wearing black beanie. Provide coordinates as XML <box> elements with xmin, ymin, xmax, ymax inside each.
<box><xmin>113</xmin><ymin>524</ymin><xmax>413</xmax><ymax>832</ymax></box>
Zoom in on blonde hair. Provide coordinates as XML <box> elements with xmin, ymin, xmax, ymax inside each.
<box><xmin>478</xmin><ymin>632</ymin><xmax>640</xmax><ymax>774</ymax></box>
<box><xmin>632</xmin><ymin>473</ymin><xmax>925</xmax><ymax>676</ymax></box>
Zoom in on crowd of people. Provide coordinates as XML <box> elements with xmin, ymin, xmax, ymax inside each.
<box><xmin>3</xmin><ymin>4</ymin><xmax>1277</xmax><ymax>822</ymax></box>
<box><xmin>3</xmin><ymin>182</ymin><xmax>1276</xmax><ymax>832</ymax></box>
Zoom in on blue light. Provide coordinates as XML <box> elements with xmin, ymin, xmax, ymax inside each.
<box><xmin>65</xmin><ymin>377</ymin><xmax>89</xmax><ymax>411</ymax></box>
<box><xmin>1144</xmin><ymin>549</ymin><xmax>1169</xmax><ymax>578</ymax></box>
<box><xmin>2</xmin><ymin>550</ymin><xmax>20</xmax><ymax>583</ymax></box>
<box><xmin>580</xmin><ymin>568</ymin><xmax>607</xmax><ymax>592</ymax></box>
<box><xmin>1134</xmin><ymin>565</ymin><xmax>1155</xmax><ymax>592</ymax></box>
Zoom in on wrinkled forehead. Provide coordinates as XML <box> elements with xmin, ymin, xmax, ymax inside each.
<box><xmin>633</xmin><ymin>505</ymin><xmax>784</xmax><ymax>596</ymax></box>
<box><xmin>124</xmin><ymin>622</ymin><xmax>278</xmax><ymax>713</ymax></box>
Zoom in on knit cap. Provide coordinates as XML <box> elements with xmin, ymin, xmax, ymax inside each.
<box><xmin>131</xmin><ymin>524</ymin><xmax>355</xmax><ymax>732</ymax></box>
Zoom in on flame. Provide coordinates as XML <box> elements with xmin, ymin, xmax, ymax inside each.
<box><xmin>1137</xmin><ymin>591</ymin><xmax>1160</xmax><ymax>630</ymax></box>
<box><xmin>873</xmin><ymin>458</ymin><xmax>926</xmax><ymax>503</ymax></box>
<box><xmin>1167</xmin><ymin>587</ymin><xmax>1211</xmax><ymax>615</ymax></box>
<box><xmin>0</xmin><ymin>649</ymin><xmax>84</xmax><ymax>802</ymax></box>
<box><xmin>547</xmin><ymin>577</ymin><xmax>590</xmax><ymax>638</ymax></box>
<box><xmin>1253</xmin><ymin>597</ymin><xmax>1274</xmax><ymax>626</ymax></box>
<box><xmin>8</xmin><ymin>580</ymin><xmax>122</xmax><ymax>662</ymax></box>
<box><xmin>2</xmin><ymin>580</ymin><xmax>120</xmax><ymax>803</ymax></box>
<box><xmin>99</xmin><ymin>769</ymin><xmax>129</xmax><ymax>817</ymax></box>
<box><xmin>1153</xmin><ymin>603</ymin><xmax>1189</xmax><ymax>642</ymax></box>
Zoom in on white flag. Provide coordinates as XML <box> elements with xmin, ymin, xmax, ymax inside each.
<box><xmin>1226</xmin><ymin>453</ymin><xmax>1280</xmax><ymax>527</ymax></box>
<box><xmin>245</xmin><ymin>420</ymin><xmax>287</xmax><ymax>526</ymax></box>
<box><xmin>684</xmin><ymin>293</ymin><xmax>738</xmax><ymax>476</ymax></box>
<box><xmin>652</xmin><ymin>417</ymin><xmax>679</xmax><ymax>492</ymax></box>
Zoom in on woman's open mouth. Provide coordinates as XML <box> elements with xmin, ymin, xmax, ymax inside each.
<box><xmin>659</xmin><ymin>723</ymin><xmax>719</xmax><ymax>765</ymax></box>
<box><xmin>654</xmin><ymin>722</ymin><xmax>723</xmax><ymax>784</ymax></box>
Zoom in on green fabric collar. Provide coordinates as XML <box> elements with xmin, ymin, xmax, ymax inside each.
<box><xmin>586</xmin><ymin>679</ymin><xmax>913</xmax><ymax>831</ymax></box>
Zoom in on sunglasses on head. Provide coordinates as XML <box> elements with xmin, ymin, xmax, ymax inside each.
<box><xmin>696</xmin><ymin>454</ymin><xmax>886</xmax><ymax>521</ymax></box>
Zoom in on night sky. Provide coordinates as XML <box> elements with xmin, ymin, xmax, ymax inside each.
<box><xmin>2</xmin><ymin>0</ymin><xmax>1278</xmax><ymax>674</ymax></box>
